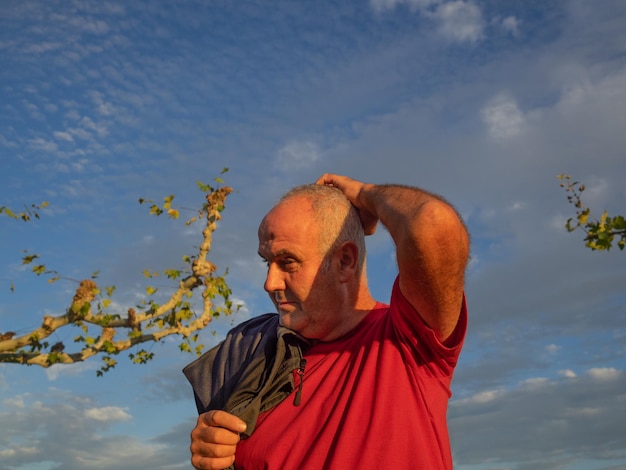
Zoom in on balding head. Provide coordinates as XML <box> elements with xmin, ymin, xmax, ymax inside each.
<box><xmin>270</xmin><ymin>184</ymin><xmax>366</xmax><ymax>272</ymax></box>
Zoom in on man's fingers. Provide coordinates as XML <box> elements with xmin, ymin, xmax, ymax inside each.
<box><xmin>192</xmin><ymin>422</ymin><xmax>241</xmax><ymax>447</ymax></box>
<box><xmin>315</xmin><ymin>173</ymin><xmax>347</xmax><ymax>188</ymax></box>
<box><xmin>190</xmin><ymin>432</ymin><xmax>238</xmax><ymax>457</ymax></box>
<box><xmin>201</xmin><ymin>410</ymin><xmax>247</xmax><ymax>434</ymax></box>
<box><xmin>315</xmin><ymin>173</ymin><xmax>333</xmax><ymax>186</ymax></box>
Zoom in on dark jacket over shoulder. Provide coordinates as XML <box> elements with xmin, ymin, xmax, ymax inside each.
<box><xmin>183</xmin><ymin>313</ymin><xmax>310</xmax><ymax>438</ymax></box>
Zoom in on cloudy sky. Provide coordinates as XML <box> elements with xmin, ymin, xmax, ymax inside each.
<box><xmin>1</xmin><ymin>0</ymin><xmax>625</xmax><ymax>469</ymax></box>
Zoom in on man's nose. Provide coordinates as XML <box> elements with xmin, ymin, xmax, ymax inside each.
<box><xmin>264</xmin><ymin>263</ymin><xmax>286</xmax><ymax>294</ymax></box>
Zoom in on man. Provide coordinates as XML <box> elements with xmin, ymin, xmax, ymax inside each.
<box><xmin>186</xmin><ymin>174</ymin><xmax>469</xmax><ymax>469</ymax></box>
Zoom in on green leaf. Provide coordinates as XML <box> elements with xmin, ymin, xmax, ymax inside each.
<box><xmin>1</xmin><ymin>207</ymin><xmax>18</xmax><ymax>219</ymax></box>
<box><xmin>102</xmin><ymin>341</ymin><xmax>117</xmax><ymax>354</ymax></box>
<box><xmin>164</xmin><ymin>269</ymin><xmax>181</xmax><ymax>279</ymax></box>
<box><xmin>196</xmin><ymin>181</ymin><xmax>213</xmax><ymax>193</ymax></box>
<box><xmin>163</xmin><ymin>194</ymin><xmax>175</xmax><ymax>209</ymax></box>
<box><xmin>22</xmin><ymin>254</ymin><xmax>39</xmax><ymax>265</ymax></box>
<box><xmin>32</xmin><ymin>265</ymin><xmax>46</xmax><ymax>275</ymax></box>
<box><xmin>79</xmin><ymin>302</ymin><xmax>91</xmax><ymax>316</ymax></box>
<box><xmin>129</xmin><ymin>330</ymin><xmax>143</xmax><ymax>340</ymax></box>
<box><xmin>149</xmin><ymin>204</ymin><xmax>163</xmax><ymax>216</ymax></box>
<box><xmin>47</xmin><ymin>352</ymin><xmax>62</xmax><ymax>365</ymax></box>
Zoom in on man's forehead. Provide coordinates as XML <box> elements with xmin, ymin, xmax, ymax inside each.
<box><xmin>259</xmin><ymin>197</ymin><xmax>313</xmax><ymax>229</ymax></box>
<box><xmin>258</xmin><ymin>201</ymin><xmax>318</xmax><ymax>252</ymax></box>
<box><xmin>269</xmin><ymin>195</ymin><xmax>312</xmax><ymax>215</ymax></box>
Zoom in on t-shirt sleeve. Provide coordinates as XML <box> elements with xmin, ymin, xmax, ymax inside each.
<box><xmin>388</xmin><ymin>276</ymin><xmax>467</xmax><ymax>376</ymax></box>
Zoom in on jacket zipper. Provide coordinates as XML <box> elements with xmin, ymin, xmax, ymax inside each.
<box><xmin>293</xmin><ymin>358</ymin><xmax>307</xmax><ymax>406</ymax></box>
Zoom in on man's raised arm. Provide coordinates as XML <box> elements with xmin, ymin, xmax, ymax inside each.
<box><xmin>316</xmin><ymin>174</ymin><xmax>469</xmax><ymax>341</ymax></box>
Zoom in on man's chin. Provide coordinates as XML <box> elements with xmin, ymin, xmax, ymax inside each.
<box><xmin>277</xmin><ymin>310</ymin><xmax>303</xmax><ymax>332</ymax></box>
<box><xmin>277</xmin><ymin>310</ymin><xmax>293</xmax><ymax>325</ymax></box>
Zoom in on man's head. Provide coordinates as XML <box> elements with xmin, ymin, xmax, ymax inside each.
<box><xmin>257</xmin><ymin>184</ymin><xmax>368</xmax><ymax>340</ymax></box>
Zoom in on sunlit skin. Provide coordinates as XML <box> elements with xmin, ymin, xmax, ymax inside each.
<box><xmin>257</xmin><ymin>195</ymin><xmax>375</xmax><ymax>342</ymax></box>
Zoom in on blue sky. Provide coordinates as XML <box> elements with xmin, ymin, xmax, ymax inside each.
<box><xmin>1</xmin><ymin>0</ymin><xmax>626</xmax><ymax>468</ymax></box>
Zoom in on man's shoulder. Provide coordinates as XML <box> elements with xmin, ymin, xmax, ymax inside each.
<box><xmin>228</xmin><ymin>313</ymin><xmax>279</xmax><ymax>338</ymax></box>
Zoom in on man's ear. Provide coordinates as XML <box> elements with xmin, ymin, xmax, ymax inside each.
<box><xmin>336</xmin><ymin>241</ymin><xmax>359</xmax><ymax>282</ymax></box>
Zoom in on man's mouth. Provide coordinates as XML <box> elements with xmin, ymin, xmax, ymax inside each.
<box><xmin>276</xmin><ymin>301</ymin><xmax>297</xmax><ymax>311</ymax></box>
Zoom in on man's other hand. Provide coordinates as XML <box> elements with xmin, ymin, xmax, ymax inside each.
<box><xmin>190</xmin><ymin>410</ymin><xmax>247</xmax><ymax>470</ymax></box>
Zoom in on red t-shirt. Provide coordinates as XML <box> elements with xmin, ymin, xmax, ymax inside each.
<box><xmin>235</xmin><ymin>278</ymin><xmax>467</xmax><ymax>469</ymax></box>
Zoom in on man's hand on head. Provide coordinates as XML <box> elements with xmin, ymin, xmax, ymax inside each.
<box><xmin>315</xmin><ymin>173</ymin><xmax>379</xmax><ymax>235</ymax></box>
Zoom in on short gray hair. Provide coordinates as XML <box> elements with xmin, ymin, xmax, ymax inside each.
<box><xmin>278</xmin><ymin>184</ymin><xmax>366</xmax><ymax>271</ymax></box>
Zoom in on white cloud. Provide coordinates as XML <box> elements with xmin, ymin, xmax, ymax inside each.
<box><xmin>506</xmin><ymin>201</ymin><xmax>526</xmax><ymax>211</ymax></box>
<box><xmin>58</xmin><ymin>179</ymin><xmax>90</xmax><ymax>197</ymax></box>
<box><xmin>450</xmin><ymin>369</ymin><xmax>626</xmax><ymax>466</ymax></box>
<box><xmin>84</xmin><ymin>406</ymin><xmax>131</xmax><ymax>422</ymax></box>
<box><xmin>68</xmin><ymin>127</ymin><xmax>93</xmax><ymax>140</ymax></box>
<box><xmin>69</xmin><ymin>17</ymin><xmax>110</xmax><ymax>35</ymax></box>
<box><xmin>559</xmin><ymin>369</ymin><xmax>577</xmax><ymax>378</ymax></box>
<box><xmin>430</xmin><ymin>1</ymin><xmax>485</xmax><ymax>43</ymax></box>
<box><xmin>453</xmin><ymin>388</ymin><xmax>505</xmax><ymax>406</ymax></box>
<box><xmin>369</xmin><ymin>0</ymin><xmax>485</xmax><ymax>43</ymax></box>
<box><xmin>545</xmin><ymin>343</ymin><xmax>560</xmax><ymax>354</ymax></box>
<box><xmin>64</xmin><ymin>108</ymin><xmax>81</xmax><ymax>120</ymax></box>
<box><xmin>54</xmin><ymin>131</ymin><xmax>74</xmax><ymax>142</ymax></box>
<box><xmin>0</xmin><ymin>446</ymin><xmax>38</xmax><ymax>458</ymax></box>
<box><xmin>587</xmin><ymin>367</ymin><xmax>622</xmax><ymax>381</ymax></box>
<box><xmin>46</xmin><ymin>361</ymin><xmax>99</xmax><ymax>381</ymax></box>
<box><xmin>2</xmin><ymin>396</ymin><xmax>26</xmax><ymax>408</ymax></box>
<box><xmin>275</xmin><ymin>140</ymin><xmax>320</xmax><ymax>170</ymax></box>
<box><xmin>89</xmin><ymin>91</ymin><xmax>116</xmax><ymax>117</ymax></box>
<box><xmin>370</xmin><ymin>0</ymin><xmax>438</xmax><ymax>12</ymax></box>
<box><xmin>519</xmin><ymin>377</ymin><xmax>550</xmax><ymax>390</ymax></box>
<box><xmin>0</xmin><ymin>389</ymin><xmax>190</xmax><ymax>469</ymax></box>
<box><xmin>501</xmin><ymin>16</ymin><xmax>520</xmax><ymax>37</ymax></box>
<box><xmin>28</xmin><ymin>136</ymin><xmax>59</xmax><ymax>152</ymax></box>
<box><xmin>24</xmin><ymin>41</ymin><xmax>62</xmax><ymax>54</ymax></box>
<box><xmin>71</xmin><ymin>158</ymin><xmax>90</xmax><ymax>172</ymax></box>
<box><xmin>82</xmin><ymin>116</ymin><xmax>109</xmax><ymax>138</ymax></box>
<box><xmin>0</xmin><ymin>133</ymin><xmax>18</xmax><ymax>148</ymax></box>
<box><xmin>565</xmin><ymin>406</ymin><xmax>602</xmax><ymax>417</ymax></box>
<box><xmin>72</xmin><ymin>439</ymin><xmax>167</xmax><ymax>468</ymax></box>
<box><xmin>481</xmin><ymin>94</ymin><xmax>526</xmax><ymax>140</ymax></box>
